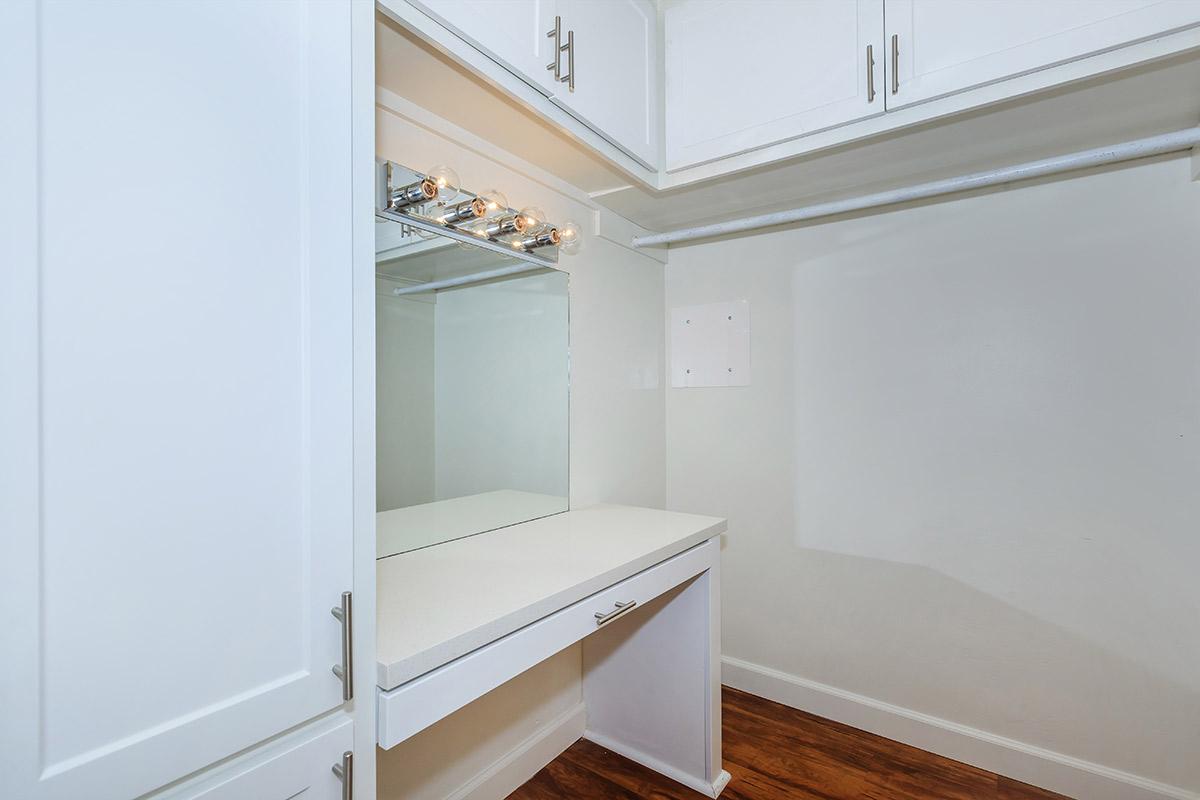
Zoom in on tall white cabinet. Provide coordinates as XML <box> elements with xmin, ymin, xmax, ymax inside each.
<box><xmin>0</xmin><ymin>1</ymin><xmax>367</xmax><ymax>799</ymax></box>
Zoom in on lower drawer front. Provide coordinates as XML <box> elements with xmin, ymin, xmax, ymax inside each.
<box><xmin>377</xmin><ymin>539</ymin><xmax>715</xmax><ymax>749</ymax></box>
<box><xmin>147</xmin><ymin>716</ymin><xmax>353</xmax><ymax>800</ymax></box>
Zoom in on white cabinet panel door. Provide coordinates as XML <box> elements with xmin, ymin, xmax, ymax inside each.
<box><xmin>554</xmin><ymin>0</ymin><xmax>659</xmax><ymax>168</ymax></box>
<box><xmin>411</xmin><ymin>0</ymin><xmax>559</xmax><ymax>94</ymax></box>
<box><xmin>665</xmin><ymin>0</ymin><xmax>885</xmax><ymax>171</ymax></box>
<box><xmin>0</xmin><ymin>2</ymin><xmax>355</xmax><ymax>800</ymax></box>
<box><xmin>886</xmin><ymin>0</ymin><xmax>1200</xmax><ymax>109</ymax></box>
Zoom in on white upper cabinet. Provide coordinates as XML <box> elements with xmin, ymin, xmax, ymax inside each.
<box><xmin>551</xmin><ymin>0</ymin><xmax>660</xmax><ymax>168</ymax></box>
<box><xmin>885</xmin><ymin>0</ymin><xmax>1200</xmax><ymax>109</ymax></box>
<box><xmin>0</xmin><ymin>2</ymin><xmax>356</xmax><ymax>799</ymax></box>
<box><xmin>392</xmin><ymin>0</ymin><xmax>1200</xmax><ymax>184</ymax></box>
<box><xmin>665</xmin><ymin>0</ymin><xmax>885</xmax><ymax>171</ymax></box>
<box><xmin>412</xmin><ymin>0</ymin><xmax>559</xmax><ymax>94</ymax></box>
<box><xmin>406</xmin><ymin>0</ymin><xmax>659</xmax><ymax>168</ymax></box>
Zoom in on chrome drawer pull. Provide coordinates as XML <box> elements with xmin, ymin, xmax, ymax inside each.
<box><xmin>332</xmin><ymin>750</ymin><xmax>352</xmax><ymax>800</ymax></box>
<box><xmin>594</xmin><ymin>600</ymin><xmax>638</xmax><ymax>627</ymax></box>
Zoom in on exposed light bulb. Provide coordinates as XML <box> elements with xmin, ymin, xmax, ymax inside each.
<box><xmin>517</xmin><ymin>206</ymin><xmax>547</xmax><ymax>234</ymax></box>
<box><xmin>557</xmin><ymin>219</ymin><xmax>583</xmax><ymax>255</ymax></box>
<box><xmin>478</xmin><ymin>189</ymin><xmax>509</xmax><ymax>216</ymax></box>
<box><xmin>426</xmin><ymin>165</ymin><xmax>461</xmax><ymax>204</ymax></box>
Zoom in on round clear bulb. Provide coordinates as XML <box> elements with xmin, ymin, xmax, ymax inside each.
<box><xmin>518</xmin><ymin>206</ymin><xmax>547</xmax><ymax>234</ymax></box>
<box><xmin>557</xmin><ymin>219</ymin><xmax>583</xmax><ymax>255</ymax></box>
<box><xmin>426</xmin><ymin>165</ymin><xmax>461</xmax><ymax>204</ymax></box>
<box><xmin>478</xmin><ymin>189</ymin><xmax>509</xmax><ymax>217</ymax></box>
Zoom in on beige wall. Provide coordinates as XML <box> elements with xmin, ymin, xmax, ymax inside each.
<box><xmin>665</xmin><ymin>154</ymin><xmax>1200</xmax><ymax>795</ymax></box>
<box><xmin>374</xmin><ymin>81</ymin><xmax>666</xmax><ymax>800</ymax></box>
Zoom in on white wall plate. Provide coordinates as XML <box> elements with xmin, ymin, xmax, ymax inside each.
<box><xmin>670</xmin><ymin>300</ymin><xmax>750</xmax><ymax>388</ymax></box>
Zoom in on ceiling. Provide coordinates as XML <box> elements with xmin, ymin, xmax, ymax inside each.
<box><xmin>377</xmin><ymin>15</ymin><xmax>1200</xmax><ymax>237</ymax></box>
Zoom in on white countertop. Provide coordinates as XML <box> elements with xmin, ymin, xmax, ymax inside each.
<box><xmin>376</xmin><ymin>490</ymin><xmax>568</xmax><ymax>557</ymax></box>
<box><xmin>376</xmin><ymin>504</ymin><xmax>726</xmax><ymax>689</ymax></box>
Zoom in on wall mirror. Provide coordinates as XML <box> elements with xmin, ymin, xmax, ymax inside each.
<box><xmin>375</xmin><ymin>161</ymin><xmax>570</xmax><ymax>558</ymax></box>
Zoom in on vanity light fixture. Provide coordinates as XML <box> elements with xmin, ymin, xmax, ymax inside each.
<box><xmin>380</xmin><ymin>160</ymin><xmax>583</xmax><ymax>255</ymax></box>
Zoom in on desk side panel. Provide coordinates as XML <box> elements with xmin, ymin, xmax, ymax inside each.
<box><xmin>582</xmin><ymin>537</ymin><xmax>726</xmax><ymax>797</ymax></box>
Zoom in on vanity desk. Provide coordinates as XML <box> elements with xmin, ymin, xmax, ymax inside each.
<box><xmin>375</xmin><ymin>504</ymin><xmax>731</xmax><ymax>798</ymax></box>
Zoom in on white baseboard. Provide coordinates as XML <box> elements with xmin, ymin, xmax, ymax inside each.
<box><xmin>447</xmin><ymin>702</ymin><xmax>586</xmax><ymax>800</ymax></box>
<box><xmin>583</xmin><ymin>728</ymin><xmax>731</xmax><ymax>799</ymax></box>
<box><xmin>722</xmin><ymin>656</ymin><xmax>1199</xmax><ymax>800</ymax></box>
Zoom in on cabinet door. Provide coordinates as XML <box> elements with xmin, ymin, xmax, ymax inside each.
<box><xmin>886</xmin><ymin>0</ymin><xmax>1200</xmax><ymax>109</ymax></box>
<box><xmin>0</xmin><ymin>2</ymin><xmax>355</xmax><ymax>800</ymax></box>
<box><xmin>553</xmin><ymin>0</ymin><xmax>659</xmax><ymax>168</ymax></box>
<box><xmin>665</xmin><ymin>0</ymin><xmax>885</xmax><ymax>172</ymax></box>
<box><xmin>412</xmin><ymin>0</ymin><xmax>559</xmax><ymax>94</ymax></box>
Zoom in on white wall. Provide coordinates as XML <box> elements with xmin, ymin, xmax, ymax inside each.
<box><xmin>665</xmin><ymin>155</ymin><xmax>1200</xmax><ymax>797</ymax></box>
<box><xmin>374</xmin><ymin>58</ymin><xmax>666</xmax><ymax>800</ymax></box>
<box><xmin>434</xmin><ymin>272</ymin><xmax>569</xmax><ymax>502</ymax></box>
<box><xmin>377</xmin><ymin>292</ymin><xmax>436</xmax><ymax>511</ymax></box>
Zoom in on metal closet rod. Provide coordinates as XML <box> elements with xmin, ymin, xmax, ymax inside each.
<box><xmin>632</xmin><ymin>127</ymin><xmax>1200</xmax><ymax>248</ymax></box>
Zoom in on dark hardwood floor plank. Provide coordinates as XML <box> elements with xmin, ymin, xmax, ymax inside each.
<box><xmin>507</xmin><ymin>752</ymin><xmax>649</xmax><ymax>800</ymax></box>
<box><xmin>717</xmin><ymin>764</ymin><xmax>850</xmax><ymax>800</ymax></box>
<box><xmin>998</xmin><ymin>776</ymin><xmax>1074</xmax><ymax>800</ymax></box>
<box><xmin>558</xmin><ymin>739</ymin><xmax>706</xmax><ymax>800</ymax></box>
<box><xmin>720</xmin><ymin>701</ymin><xmax>880</xmax><ymax>797</ymax></box>
<box><xmin>507</xmin><ymin>686</ymin><xmax>1075</xmax><ymax>800</ymax></box>
<box><xmin>723</xmin><ymin>687</ymin><xmax>998</xmax><ymax>800</ymax></box>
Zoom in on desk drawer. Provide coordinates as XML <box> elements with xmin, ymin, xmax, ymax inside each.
<box><xmin>377</xmin><ymin>538</ymin><xmax>717</xmax><ymax>749</ymax></box>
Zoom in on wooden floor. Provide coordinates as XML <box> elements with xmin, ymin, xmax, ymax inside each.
<box><xmin>508</xmin><ymin>687</ymin><xmax>1071</xmax><ymax>800</ymax></box>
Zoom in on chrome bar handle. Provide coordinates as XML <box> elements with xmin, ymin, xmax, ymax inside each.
<box><xmin>866</xmin><ymin>44</ymin><xmax>876</xmax><ymax>103</ymax></box>
<box><xmin>546</xmin><ymin>15</ymin><xmax>562</xmax><ymax>80</ymax></box>
<box><xmin>594</xmin><ymin>600</ymin><xmax>637</xmax><ymax>628</ymax></box>
<box><xmin>564</xmin><ymin>29</ymin><xmax>575</xmax><ymax>93</ymax></box>
<box><xmin>891</xmin><ymin>33</ymin><xmax>899</xmax><ymax>94</ymax></box>
<box><xmin>332</xmin><ymin>750</ymin><xmax>353</xmax><ymax>800</ymax></box>
<box><xmin>330</xmin><ymin>591</ymin><xmax>353</xmax><ymax>701</ymax></box>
